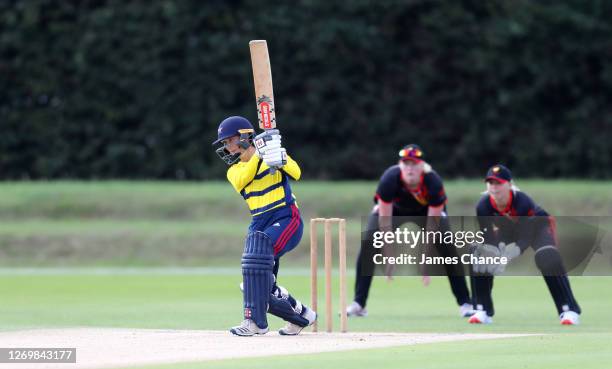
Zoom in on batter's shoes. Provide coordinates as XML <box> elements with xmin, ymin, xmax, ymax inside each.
<box><xmin>230</xmin><ymin>319</ymin><xmax>269</xmax><ymax>336</ymax></box>
<box><xmin>468</xmin><ymin>310</ymin><xmax>493</xmax><ymax>324</ymax></box>
<box><xmin>346</xmin><ymin>301</ymin><xmax>368</xmax><ymax>317</ymax></box>
<box><xmin>459</xmin><ymin>303</ymin><xmax>474</xmax><ymax>318</ymax></box>
<box><xmin>560</xmin><ymin>311</ymin><xmax>580</xmax><ymax>325</ymax></box>
<box><xmin>278</xmin><ymin>306</ymin><xmax>317</xmax><ymax>336</ymax></box>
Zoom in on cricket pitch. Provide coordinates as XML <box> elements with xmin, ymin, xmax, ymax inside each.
<box><xmin>0</xmin><ymin>328</ymin><xmax>537</xmax><ymax>369</ymax></box>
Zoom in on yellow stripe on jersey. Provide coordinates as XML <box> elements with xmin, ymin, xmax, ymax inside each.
<box><xmin>227</xmin><ymin>153</ymin><xmax>301</xmax><ymax>216</ymax></box>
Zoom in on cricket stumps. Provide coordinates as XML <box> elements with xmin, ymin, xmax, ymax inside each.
<box><xmin>310</xmin><ymin>218</ymin><xmax>347</xmax><ymax>333</ymax></box>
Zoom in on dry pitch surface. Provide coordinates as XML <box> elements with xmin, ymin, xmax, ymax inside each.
<box><xmin>0</xmin><ymin>328</ymin><xmax>536</xmax><ymax>369</ymax></box>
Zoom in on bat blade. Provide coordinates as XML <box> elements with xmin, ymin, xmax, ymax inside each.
<box><xmin>249</xmin><ymin>40</ymin><xmax>276</xmax><ymax>130</ymax></box>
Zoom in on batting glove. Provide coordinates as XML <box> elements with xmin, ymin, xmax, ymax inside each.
<box><xmin>254</xmin><ymin>130</ymin><xmax>281</xmax><ymax>158</ymax></box>
<box><xmin>263</xmin><ymin>147</ymin><xmax>287</xmax><ymax>169</ymax></box>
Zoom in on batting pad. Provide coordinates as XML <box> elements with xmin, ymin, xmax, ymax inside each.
<box><xmin>242</xmin><ymin>231</ymin><xmax>274</xmax><ymax>329</ymax></box>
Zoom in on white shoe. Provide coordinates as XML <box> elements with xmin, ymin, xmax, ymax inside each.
<box><xmin>346</xmin><ymin>301</ymin><xmax>368</xmax><ymax>317</ymax></box>
<box><xmin>468</xmin><ymin>310</ymin><xmax>493</xmax><ymax>324</ymax></box>
<box><xmin>230</xmin><ymin>319</ymin><xmax>269</xmax><ymax>336</ymax></box>
<box><xmin>278</xmin><ymin>322</ymin><xmax>304</xmax><ymax>336</ymax></box>
<box><xmin>459</xmin><ymin>303</ymin><xmax>474</xmax><ymax>317</ymax></box>
<box><xmin>278</xmin><ymin>307</ymin><xmax>317</xmax><ymax>336</ymax></box>
<box><xmin>560</xmin><ymin>311</ymin><xmax>580</xmax><ymax>325</ymax></box>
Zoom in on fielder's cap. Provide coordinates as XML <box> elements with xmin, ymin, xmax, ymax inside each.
<box><xmin>398</xmin><ymin>144</ymin><xmax>424</xmax><ymax>163</ymax></box>
<box><xmin>485</xmin><ymin>164</ymin><xmax>512</xmax><ymax>183</ymax></box>
<box><xmin>212</xmin><ymin>116</ymin><xmax>254</xmax><ymax>145</ymax></box>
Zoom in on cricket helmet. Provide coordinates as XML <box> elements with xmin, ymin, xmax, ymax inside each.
<box><xmin>213</xmin><ymin>116</ymin><xmax>255</xmax><ymax>165</ymax></box>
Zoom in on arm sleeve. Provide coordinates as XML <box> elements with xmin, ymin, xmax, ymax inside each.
<box><xmin>425</xmin><ymin>173</ymin><xmax>447</xmax><ymax>207</ymax></box>
<box><xmin>226</xmin><ymin>155</ymin><xmax>261</xmax><ymax>193</ymax></box>
<box><xmin>281</xmin><ymin>154</ymin><xmax>301</xmax><ymax>181</ymax></box>
<box><xmin>376</xmin><ymin>168</ymin><xmax>399</xmax><ymax>203</ymax></box>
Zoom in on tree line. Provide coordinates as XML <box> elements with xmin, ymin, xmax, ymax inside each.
<box><xmin>1</xmin><ymin>0</ymin><xmax>610</xmax><ymax>179</ymax></box>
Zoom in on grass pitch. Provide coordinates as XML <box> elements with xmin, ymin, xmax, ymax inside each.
<box><xmin>0</xmin><ymin>180</ymin><xmax>609</xmax><ymax>368</ymax></box>
<box><xmin>0</xmin><ymin>271</ymin><xmax>610</xmax><ymax>368</ymax></box>
<box><xmin>0</xmin><ymin>180</ymin><xmax>609</xmax><ymax>266</ymax></box>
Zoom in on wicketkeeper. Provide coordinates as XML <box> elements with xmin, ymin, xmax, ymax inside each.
<box><xmin>213</xmin><ymin>116</ymin><xmax>317</xmax><ymax>336</ymax></box>
<box><xmin>468</xmin><ymin>164</ymin><xmax>581</xmax><ymax>325</ymax></box>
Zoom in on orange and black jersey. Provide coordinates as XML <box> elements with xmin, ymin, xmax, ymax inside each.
<box><xmin>476</xmin><ymin>190</ymin><xmax>554</xmax><ymax>249</ymax></box>
<box><xmin>476</xmin><ymin>190</ymin><xmax>545</xmax><ymax>218</ymax></box>
<box><xmin>374</xmin><ymin>165</ymin><xmax>447</xmax><ymax>216</ymax></box>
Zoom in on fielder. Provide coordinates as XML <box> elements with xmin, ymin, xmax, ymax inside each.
<box><xmin>468</xmin><ymin>164</ymin><xmax>581</xmax><ymax>325</ymax></box>
<box><xmin>213</xmin><ymin>116</ymin><xmax>316</xmax><ymax>336</ymax></box>
<box><xmin>346</xmin><ymin>144</ymin><xmax>473</xmax><ymax>318</ymax></box>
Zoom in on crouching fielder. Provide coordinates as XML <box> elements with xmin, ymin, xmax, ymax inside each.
<box><xmin>213</xmin><ymin>116</ymin><xmax>316</xmax><ymax>336</ymax></box>
<box><xmin>469</xmin><ymin>164</ymin><xmax>581</xmax><ymax>325</ymax></box>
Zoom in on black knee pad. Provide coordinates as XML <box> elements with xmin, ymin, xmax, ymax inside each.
<box><xmin>536</xmin><ymin>246</ymin><xmax>580</xmax><ymax>314</ymax></box>
<box><xmin>534</xmin><ymin>246</ymin><xmax>566</xmax><ymax>276</ymax></box>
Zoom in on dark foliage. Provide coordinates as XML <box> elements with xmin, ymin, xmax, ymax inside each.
<box><xmin>1</xmin><ymin>1</ymin><xmax>610</xmax><ymax>179</ymax></box>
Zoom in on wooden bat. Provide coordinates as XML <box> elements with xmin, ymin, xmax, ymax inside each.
<box><xmin>249</xmin><ymin>40</ymin><xmax>276</xmax><ymax>130</ymax></box>
<box><xmin>249</xmin><ymin>40</ymin><xmax>280</xmax><ymax>173</ymax></box>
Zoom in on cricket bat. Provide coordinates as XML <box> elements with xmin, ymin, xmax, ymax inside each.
<box><xmin>249</xmin><ymin>40</ymin><xmax>279</xmax><ymax>173</ymax></box>
<box><xmin>249</xmin><ymin>40</ymin><xmax>276</xmax><ymax>130</ymax></box>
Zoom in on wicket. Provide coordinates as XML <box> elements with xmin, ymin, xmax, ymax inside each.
<box><xmin>310</xmin><ymin>217</ymin><xmax>347</xmax><ymax>333</ymax></box>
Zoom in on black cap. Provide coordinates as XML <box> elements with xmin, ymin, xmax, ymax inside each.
<box><xmin>398</xmin><ymin>144</ymin><xmax>424</xmax><ymax>162</ymax></box>
<box><xmin>485</xmin><ymin>164</ymin><xmax>512</xmax><ymax>183</ymax></box>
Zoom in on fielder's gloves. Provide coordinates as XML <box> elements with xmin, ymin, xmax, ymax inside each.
<box><xmin>253</xmin><ymin>130</ymin><xmax>282</xmax><ymax>158</ymax></box>
<box><xmin>263</xmin><ymin>147</ymin><xmax>287</xmax><ymax>169</ymax></box>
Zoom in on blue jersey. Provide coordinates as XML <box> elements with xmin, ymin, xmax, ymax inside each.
<box><xmin>227</xmin><ymin>154</ymin><xmax>301</xmax><ymax>216</ymax></box>
<box><xmin>226</xmin><ymin>153</ymin><xmax>304</xmax><ymax>258</ymax></box>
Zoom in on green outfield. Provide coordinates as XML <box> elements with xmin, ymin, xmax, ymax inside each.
<box><xmin>0</xmin><ymin>180</ymin><xmax>609</xmax><ymax>266</ymax></box>
<box><xmin>0</xmin><ymin>272</ymin><xmax>611</xmax><ymax>368</ymax></box>
<box><xmin>143</xmin><ymin>334</ymin><xmax>612</xmax><ymax>369</ymax></box>
<box><xmin>0</xmin><ymin>181</ymin><xmax>610</xmax><ymax>368</ymax></box>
